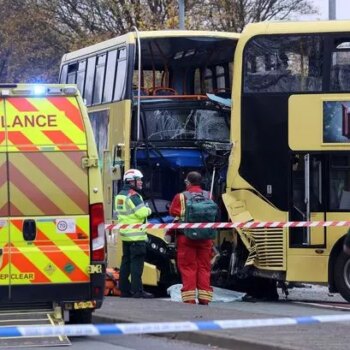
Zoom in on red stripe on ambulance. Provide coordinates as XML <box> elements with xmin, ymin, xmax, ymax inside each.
<box><xmin>7</xmin><ymin>131</ymin><xmax>38</xmax><ymax>151</ymax></box>
<box><xmin>42</xmin><ymin>130</ymin><xmax>80</xmax><ymax>150</ymax></box>
<box><xmin>7</xmin><ymin>98</ymin><xmax>38</xmax><ymax>112</ymax></box>
<box><xmin>47</xmin><ymin>97</ymin><xmax>84</xmax><ymax>131</ymax></box>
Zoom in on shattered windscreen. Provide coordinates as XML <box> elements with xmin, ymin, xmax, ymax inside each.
<box><xmin>141</xmin><ymin>107</ymin><xmax>230</xmax><ymax>142</ymax></box>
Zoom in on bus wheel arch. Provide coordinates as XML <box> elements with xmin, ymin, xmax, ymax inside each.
<box><xmin>328</xmin><ymin>236</ymin><xmax>345</xmax><ymax>293</ymax></box>
<box><xmin>329</xmin><ymin>234</ymin><xmax>350</xmax><ymax>301</ymax></box>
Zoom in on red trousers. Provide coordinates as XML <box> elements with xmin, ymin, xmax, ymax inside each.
<box><xmin>177</xmin><ymin>234</ymin><xmax>213</xmax><ymax>304</ymax></box>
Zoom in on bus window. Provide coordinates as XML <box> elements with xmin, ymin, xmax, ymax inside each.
<box><xmin>119</xmin><ymin>47</ymin><xmax>126</xmax><ymax>59</ymax></box>
<box><xmin>114</xmin><ymin>48</ymin><xmax>127</xmax><ymax>101</ymax></box>
<box><xmin>84</xmin><ymin>56</ymin><xmax>96</xmax><ymax>106</ymax></box>
<box><xmin>67</xmin><ymin>63</ymin><xmax>78</xmax><ymax>84</ymax></box>
<box><xmin>134</xmin><ymin>70</ymin><xmax>164</xmax><ymax>93</ymax></box>
<box><xmin>139</xmin><ymin>104</ymin><xmax>230</xmax><ymax>142</ymax></box>
<box><xmin>216</xmin><ymin>66</ymin><xmax>226</xmax><ymax>90</ymax></box>
<box><xmin>194</xmin><ymin>68</ymin><xmax>201</xmax><ymax>94</ymax></box>
<box><xmin>93</xmin><ymin>54</ymin><xmax>106</xmax><ymax>104</ymax></box>
<box><xmin>77</xmin><ymin>60</ymin><xmax>86</xmax><ymax>95</ymax></box>
<box><xmin>330</xmin><ymin>41</ymin><xmax>350</xmax><ymax>91</ymax></box>
<box><xmin>60</xmin><ymin>64</ymin><xmax>68</xmax><ymax>84</ymax></box>
<box><xmin>244</xmin><ymin>35</ymin><xmax>323</xmax><ymax>93</ymax></box>
<box><xmin>204</xmin><ymin>68</ymin><xmax>213</xmax><ymax>92</ymax></box>
<box><xmin>103</xmin><ymin>50</ymin><xmax>117</xmax><ymax>103</ymax></box>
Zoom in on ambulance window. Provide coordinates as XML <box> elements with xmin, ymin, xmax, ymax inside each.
<box><xmin>77</xmin><ymin>60</ymin><xmax>86</xmax><ymax>95</ymax></box>
<box><xmin>60</xmin><ymin>64</ymin><xmax>68</xmax><ymax>83</ymax></box>
<box><xmin>85</xmin><ymin>56</ymin><xmax>96</xmax><ymax>106</ymax></box>
<box><xmin>103</xmin><ymin>50</ymin><xmax>117</xmax><ymax>103</ymax></box>
<box><xmin>93</xmin><ymin>54</ymin><xmax>106</xmax><ymax>104</ymax></box>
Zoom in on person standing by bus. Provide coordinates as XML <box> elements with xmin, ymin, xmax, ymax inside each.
<box><xmin>114</xmin><ymin>169</ymin><xmax>154</xmax><ymax>298</ymax></box>
<box><xmin>169</xmin><ymin>171</ymin><xmax>214</xmax><ymax>305</ymax></box>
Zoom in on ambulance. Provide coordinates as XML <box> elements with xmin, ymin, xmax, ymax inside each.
<box><xmin>0</xmin><ymin>84</ymin><xmax>105</xmax><ymax>323</ymax></box>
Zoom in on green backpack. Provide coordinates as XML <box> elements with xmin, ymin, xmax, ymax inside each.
<box><xmin>181</xmin><ymin>191</ymin><xmax>218</xmax><ymax>240</ymax></box>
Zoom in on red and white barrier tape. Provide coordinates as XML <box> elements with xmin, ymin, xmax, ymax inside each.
<box><xmin>105</xmin><ymin>221</ymin><xmax>350</xmax><ymax>231</ymax></box>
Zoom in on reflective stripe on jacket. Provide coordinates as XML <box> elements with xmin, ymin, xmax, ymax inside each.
<box><xmin>114</xmin><ymin>187</ymin><xmax>151</xmax><ymax>242</ymax></box>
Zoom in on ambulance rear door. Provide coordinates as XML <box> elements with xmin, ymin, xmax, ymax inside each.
<box><xmin>5</xmin><ymin>95</ymin><xmax>91</xmax><ymax>302</ymax></box>
<box><xmin>0</xmin><ymin>97</ymin><xmax>10</xmax><ymax>302</ymax></box>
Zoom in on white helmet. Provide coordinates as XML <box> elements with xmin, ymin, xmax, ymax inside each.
<box><xmin>123</xmin><ymin>169</ymin><xmax>143</xmax><ymax>182</ymax></box>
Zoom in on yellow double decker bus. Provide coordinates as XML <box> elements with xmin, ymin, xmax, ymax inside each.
<box><xmin>223</xmin><ymin>20</ymin><xmax>350</xmax><ymax>301</ymax></box>
<box><xmin>59</xmin><ymin>30</ymin><xmax>240</xmax><ymax>292</ymax></box>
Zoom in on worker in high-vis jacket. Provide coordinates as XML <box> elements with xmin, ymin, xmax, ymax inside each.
<box><xmin>114</xmin><ymin>169</ymin><xmax>154</xmax><ymax>298</ymax></box>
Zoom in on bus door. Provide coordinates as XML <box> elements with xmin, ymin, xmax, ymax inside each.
<box><xmin>88</xmin><ymin>108</ymin><xmax>113</xmax><ymax>220</ymax></box>
<box><xmin>290</xmin><ymin>153</ymin><xmax>325</xmax><ymax>247</ymax></box>
<box><xmin>326</xmin><ymin>153</ymin><xmax>350</xmax><ymax>246</ymax></box>
<box><xmin>288</xmin><ymin>153</ymin><xmax>327</xmax><ymax>281</ymax></box>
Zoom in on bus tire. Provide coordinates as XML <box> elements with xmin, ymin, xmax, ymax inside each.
<box><xmin>334</xmin><ymin>251</ymin><xmax>350</xmax><ymax>302</ymax></box>
<box><xmin>68</xmin><ymin>309</ymin><xmax>93</xmax><ymax>324</ymax></box>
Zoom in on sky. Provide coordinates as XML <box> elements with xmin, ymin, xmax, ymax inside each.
<box><xmin>305</xmin><ymin>0</ymin><xmax>350</xmax><ymax>20</ymax></box>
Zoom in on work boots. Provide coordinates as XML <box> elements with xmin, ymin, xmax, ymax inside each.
<box><xmin>132</xmin><ymin>290</ymin><xmax>154</xmax><ymax>299</ymax></box>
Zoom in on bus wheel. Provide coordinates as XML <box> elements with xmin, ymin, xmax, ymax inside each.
<box><xmin>334</xmin><ymin>251</ymin><xmax>350</xmax><ymax>302</ymax></box>
<box><xmin>68</xmin><ymin>309</ymin><xmax>93</xmax><ymax>324</ymax></box>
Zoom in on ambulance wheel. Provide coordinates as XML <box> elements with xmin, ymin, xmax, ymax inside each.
<box><xmin>68</xmin><ymin>309</ymin><xmax>92</xmax><ymax>324</ymax></box>
<box><xmin>334</xmin><ymin>251</ymin><xmax>350</xmax><ymax>302</ymax></box>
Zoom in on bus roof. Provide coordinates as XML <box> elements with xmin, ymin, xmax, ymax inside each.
<box><xmin>61</xmin><ymin>30</ymin><xmax>240</xmax><ymax>63</ymax></box>
<box><xmin>242</xmin><ymin>20</ymin><xmax>350</xmax><ymax>36</ymax></box>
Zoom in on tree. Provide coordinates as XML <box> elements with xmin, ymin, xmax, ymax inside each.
<box><xmin>36</xmin><ymin>0</ymin><xmax>180</xmax><ymax>41</ymax></box>
<box><xmin>0</xmin><ymin>0</ymin><xmax>68</xmax><ymax>82</ymax></box>
<box><xmin>0</xmin><ymin>0</ymin><xmax>317</xmax><ymax>82</ymax></box>
<box><xmin>188</xmin><ymin>0</ymin><xmax>318</xmax><ymax>32</ymax></box>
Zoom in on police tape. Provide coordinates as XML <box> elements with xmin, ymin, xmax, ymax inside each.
<box><xmin>1</xmin><ymin>314</ymin><xmax>350</xmax><ymax>337</ymax></box>
<box><xmin>105</xmin><ymin>220</ymin><xmax>350</xmax><ymax>231</ymax></box>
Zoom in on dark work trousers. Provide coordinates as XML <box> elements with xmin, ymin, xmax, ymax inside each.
<box><xmin>119</xmin><ymin>241</ymin><xmax>146</xmax><ymax>294</ymax></box>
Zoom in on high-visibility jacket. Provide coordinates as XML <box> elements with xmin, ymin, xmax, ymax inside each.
<box><xmin>114</xmin><ymin>186</ymin><xmax>151</xmax><ymax>241</ymax></box>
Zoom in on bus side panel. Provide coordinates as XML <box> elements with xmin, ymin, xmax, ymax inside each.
<box><xmin>90</xmin><ymin>100</ymin><xmax>131</xmax><ymax>221</ymax></box>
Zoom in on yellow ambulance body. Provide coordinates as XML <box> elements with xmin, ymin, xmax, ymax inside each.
<box><xmin>0</xmin><ymin>84</ymin><xmax>105</xmax><ymax>323</ymax></box>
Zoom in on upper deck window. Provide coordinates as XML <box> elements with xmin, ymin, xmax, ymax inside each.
<box><xmin>138</xmin><ymin>103</ymin><xmax>230</xmax><ymax>142</ymax></box>
<box><xmin>243</xmin><ymin>35</ymin><xmax>323</xmax><ymax>93</ymax></box>
<box><xmin>77</xmin><ymin>60</ymin><xmax>86</xmax><ymax>94</ymax></box>
<box><xmin>103</xmin><ymin>50</ymin><xmax>117</xmax><ymax>102</ymax></box>
<box><xmin>330</xmin><ymin>40</ymin><xmax>350</xmax><ymax>91</ymax></box>
<box><xmin>93</xmin><ymin>54</ymin><xmax>106</xmax><ymax>104</ymax></box>
<box><xmin>67</xmin><ymin>63</ymin><xmax>78</xmax><ymax>84</ymax></box>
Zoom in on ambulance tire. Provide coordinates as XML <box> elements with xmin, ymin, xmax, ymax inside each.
<box><xmin>334</xmin><ymin>251</ymin><xmax>350</xmax><ymax>302</ymax></box>
<box><xmin>68</xmin><ymin>309</ymin><xmax>93</xmax><ymax>324</ymax></box>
